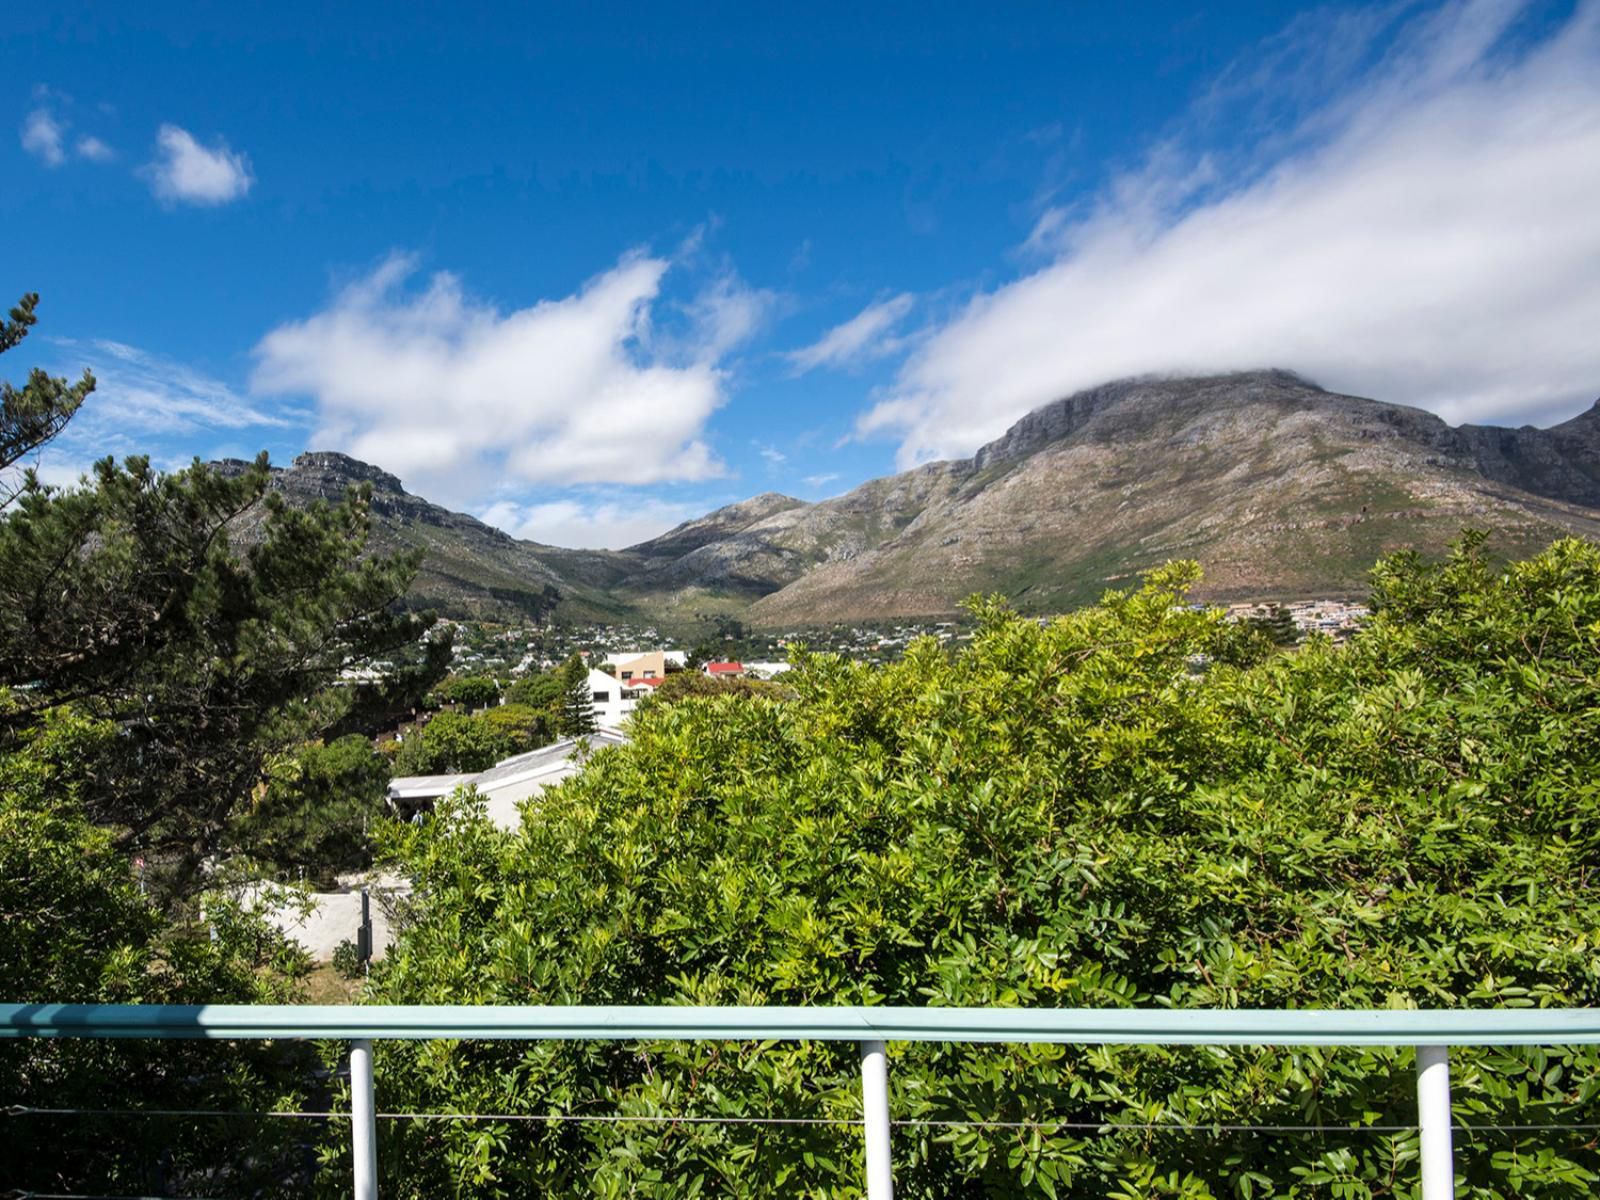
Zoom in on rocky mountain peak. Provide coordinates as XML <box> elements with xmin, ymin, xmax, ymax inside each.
<box><xmin>967</xmin><ymin>369</ymin><xmax>1326</xmax><ymax>471</ymax></box>
<box><xmin>289</xmin><ymin>451</ymin><xmax>407</xmax><ymax>494</ymax></box>
<box><xmin>628</xmin><ymin>491</ymin><xmax>808</xmax><ymax>558</ymax></box>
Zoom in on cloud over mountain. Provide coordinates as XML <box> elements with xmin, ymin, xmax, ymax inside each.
<box><xmin>251</xmin><ymin>250</ymin><xmax>764</xmax><ymax>502</ymax></box>
<box><xmin>862</xmin><ymin>0</ymin><xmax>1600</xmax><ymax>468</ymax></box>
<box><xmin>476</xmin><ymin>495</ymin><xmax>708</xmax><ymax>550</ymax></box>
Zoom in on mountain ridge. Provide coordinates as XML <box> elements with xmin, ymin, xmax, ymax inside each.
<box><xmin>226</xmin><ymin>370</ymin><xmax>1600</xmax><ymax>626</ymax></box>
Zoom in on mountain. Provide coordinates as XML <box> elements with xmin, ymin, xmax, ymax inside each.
<box><xmin>216</xmin><ymin>453</ymin><xmax>635</xmax><ymax>623</ymax></box>
<box><xmin>623</xmin><ymin>370</ymin><xmax>1600</xmax><ymax>623</ymax></box>
<box><xmin>232</xmin><ymin>371</ymin><xmax>1600</xmax><ymax>626</ymax></box>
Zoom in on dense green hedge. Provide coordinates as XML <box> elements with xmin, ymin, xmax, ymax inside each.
<box><xmin>354</xmin><ymin>536</ymin><xmax>1600</xmax><ymax>1198</ymax></box>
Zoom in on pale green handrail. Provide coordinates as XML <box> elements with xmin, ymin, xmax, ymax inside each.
<box><xmin>10</xmin><ymin>1004</ymin><xmax>1599</xmax><ymax>1199</ymax></box>
<box><xmin>6</xmin><ymin>1003</ymin><xmax>1600</xmax><ymax>1045</ymax></box>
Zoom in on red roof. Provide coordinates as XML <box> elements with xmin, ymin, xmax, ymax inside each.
<box><xmin>628</xmin><ymin>675</ymin><xmax>665</xmax><ymax>688</ymax></box>
<box><xmin>706</xmin><ymin>661</ymin><xmax>744</xmax><ymax>674</ymax></box>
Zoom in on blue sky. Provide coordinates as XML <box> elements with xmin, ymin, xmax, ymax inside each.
<box><xmin>6</xmin><ymin>1</ymin><xmax>1599</xmax><ymax>546</ymax></box>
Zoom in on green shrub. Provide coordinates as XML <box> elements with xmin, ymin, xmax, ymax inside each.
<box><xmin>393</xmin><ymin>709</ymin><xmax>523</xmax><ymax>774</ymax></box>
<box><xmin>353</xmin><ymin>539</ymin><xmax>1600</xmax><ymax>1198</ymax></box>
<box><xmin>331</xmin><ymin>937</ymin><xmax>365</xmax><ymax>980</ymax></box>
<box><xmin>432</xmin><ymin>674</ymin><xmax>502</xmax><ymax>710</ymax></box>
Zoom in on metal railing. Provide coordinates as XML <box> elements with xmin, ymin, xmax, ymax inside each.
<box><xmin>7</xmin><ymin>1003</ymin><xmax>1600</xmax><ymax>1199</ymax></box>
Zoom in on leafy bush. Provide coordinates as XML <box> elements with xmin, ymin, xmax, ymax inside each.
<box><xmin>647</xmin><ymin>669</ymin><xmax>792</xmax><ymax>704</ymax></box>
<box><xmin>432</xmin><ymin>674</ymin><xmax>502</xmax><ymax>710</ymax></box>
<box><xmin>0</xmin><ymin>697</ymin><xmax>316</xmax><ymax>1195</ymax></box>
<box><xmin>332</xmin><ymin>937</ymin><xmax>365</xmax><ymax>980</ymax></box>
<box><xmin>393</xmin><ymin>710</ymin><xmax>523</xmax><ymax>775</ymax></box>
<box><xmin>505</xmin><ymin>670</ymin><xmax>564</xmax><ymax>709</ymax></box>
<box><xmin>351</xmin><ymin>539</ymin><xmax>1600</xmax><ymax>1197</ymax></box>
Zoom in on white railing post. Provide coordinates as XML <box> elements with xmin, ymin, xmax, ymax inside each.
<box><xmin>860</xmin><ymin>1039</ymin><xmax>893</xmax><ymax>1199</ymax></box>
<box><xmin>1416</xmin><ymin>1045</ymin><xmax>1454</xmax><ymax>1200</ymax></box>
<box><xmin>351</xmin><ymin>1037</ymin><xmax>378</xmax><ymax>1200</ymax></box>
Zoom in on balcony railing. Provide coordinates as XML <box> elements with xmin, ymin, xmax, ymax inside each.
<box><xmin>7</xmin><ymin>1003</ymin><xmax>1600</xmax><ymax>1199</ymax></box>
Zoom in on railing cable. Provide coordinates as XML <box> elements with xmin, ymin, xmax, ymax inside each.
<box><xmin>13</xmin><ymin>1101</ymin><xmax>1598</xmax><ymax>1135</ymax></box>
<box><xmin>5</xmin><ymin>1105</ymin><xmax>340</xmax><ymax>1121</ymax></box>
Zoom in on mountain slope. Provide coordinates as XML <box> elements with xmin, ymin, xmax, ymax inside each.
<box><xmin>231</xmin><ymin>371</ymin><xmax>1600</xmax><ymax>627</ymax></box>
<box><xmin>218</xmin><ymin>453</ymin><xmax>639</xmax><ymax>623</ymax></box>
<box><xmin>733</xmin><ymin>371</ymin><xmax>1600</xmax><ymax>623</ymax></box>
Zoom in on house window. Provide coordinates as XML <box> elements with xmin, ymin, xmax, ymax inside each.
<box><xmin>621</xmin><ymin>671</ymin><xmax>633</xmax><ymax>680</ymax></box>
<box><xmin>643</xmin><ymin>670</ymin><xmax>656</xmax><ymax>678</ymax></box>
<box><xmin>592</xmin><ymin>690</ymin><xmax>610</xmax><ymax>702</ymax></box>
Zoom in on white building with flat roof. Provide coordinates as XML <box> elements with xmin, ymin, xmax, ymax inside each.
<box><xmin>388</xmin><ymin>729</ymin><xmax>629</xmax><ymax>830</ymax></box>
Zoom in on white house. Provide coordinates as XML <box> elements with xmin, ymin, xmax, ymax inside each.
<box><xmin>587</xmin><ymin>666</ymin><xmax>647</xmax><ymax>727</ymax></box>
<box><xmin>742</xmin><ymin>661</ymin><xmax>793</xmax><ymax>680</ymax></box>
<box><xmin>387</xmin><ymin>729</ymin><xmax>629</xmax><ymax>830</ymax></box>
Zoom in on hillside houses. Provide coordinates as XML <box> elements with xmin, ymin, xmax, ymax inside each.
<box><xmin>1224</xmin><ymin>599</ymin><xmax>1370</xmax><ymax>639</ymax></box>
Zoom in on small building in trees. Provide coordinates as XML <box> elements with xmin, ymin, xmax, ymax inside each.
<box><xmin>387</xmin><ymin>729</ymin><xmax>629</xmax><ymax>830</ymax></box>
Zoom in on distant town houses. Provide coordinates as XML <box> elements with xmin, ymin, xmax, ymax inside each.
<box><xmin>1224</xmin><ymin>599</ymin><xmax>1370</xmax><ymax>639</ymax></box>
<box><xmin>741</xmin><ymin>661</ymin><xmax>793</xmax><ymax>679</ymax></box>
<box><xmin>610</xmin><ymin>649</ymin><xmax>683</xmax><ymax>681</ymax></box>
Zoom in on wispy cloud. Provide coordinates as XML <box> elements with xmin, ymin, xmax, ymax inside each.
<box><xmin>862</xmin><ymin>0</ymin><xmax>1600</xmax><ymax>467</ymax></box>
<box><xmin>802</xmin><ymin>472</ymin><xmax>840</xmax><ymax>490</ymax></box>
<box><xmin>50</xmin><ymin>339</ymin><xmax>292</xmax><ymax>441</ymax></box>
<box><xmin>72</xmin><ymin>339</ymin><xmax>291</xmax><ymax>432</ymax></box>
<box><xmin>477</xmin><ymin>494</ymin><xmax>706</xmax><ymax>550</ymax></box>
<box><xmin>12</xmin><ymin>338</ymin><xmax>294</xmax><ymax>492</ymax></box>
<box><xmin>681</xmin><ymin>271</ymin><xmax>777</xmax><ymax>362</ymax></box>
<box><xmin>253</xmin><ymin>249</ymin><xmax>762</xmax><ymax>500</ymax></box>
<box><xmin>20</xmin><ymin>108</ymin><xmax>65</xmax><ymax>166</ymax></box>
<box><xmin>74</xmin><ymin>135</ymin><xmax>114</xmax><ymax>162</ymax></box>
<box><xmin>786</xmin><ymin>293</ymin><xmax>915</xmax><ymax>374</ymax></box>
<box><xmin>20</xmin><ymin>90</ymin><xmax>117</xmax><ymax>167</ymax></box>
<box><xmin>755</xmin><ymin>441</ymin><xmax>787</xmax><ymax>465</ymax></box>
<box><xmin>146</xmin><ymin>124</ymin><xmax>253</xmax><ymax>205</ymax></box>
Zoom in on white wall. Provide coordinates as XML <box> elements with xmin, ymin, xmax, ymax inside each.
<box><xmin>586</xmin><ymin>666</ymin><xmax>639</xmax><ymax>728</ymax></box>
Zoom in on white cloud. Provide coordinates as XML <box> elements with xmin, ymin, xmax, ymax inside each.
<box><xmin>75</xmin><ymin>135</ymin><xmax>114</xmax><ymax>162</ymax></box>
<box><xmin>253</xmin><ymin>250</ymin><xmax>759</xmax><ymax>499</ymax></box>
<box><xmin>19</xmin><ymin>95</ymin><xmax>116</xmax><ymax>166</ymax></box>
<box><xmin>802</xmin><ymin>472</ymin><xmax>840</xmax><ymax>489</ymax></box>
<box><xmin>786</xmin><ymin>293</ymin><xmax>915</xmax><ymax>374</ymax></box>
<box><xmin>146</xmin><ymin>124</ymin><xmax>253</xmax><ymax>205</ymax></box>
<box><xmin>861</xmin><ymin>0</ymin><xmax>1600</xmax><ymax>467</ymax></box>
<box><xmin>71</xmin><ymin>339</ymin><xmax>292</xmax><ymax>433</ymax></box>
<box><xmin>682</xmin><ymin>271</ymin><xmax>776</xmax><ymax>362</ymax></box>
<box><xmin>21</xmin><ymin>109</ymin><xmax>65</xmax><ymax>166</ymax></box>
<box><xmin>477</xmin><ymin>495</ymin><xmax>706</xmax><ymax>550</ymax></box>
<box><xmin>9</xmin><ymin>338</ymin><xmax>294</xmax><ymax>498</ymax></box>
<box><xmin>756</xmin><ymin>442</ymin><xmax>786</xmax><ymax>465</ymax></box>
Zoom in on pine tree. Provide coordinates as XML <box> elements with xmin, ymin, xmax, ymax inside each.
<box><xmin>558</xmin><ymin>653</ymin><xmax>596</xmax><ymax>736</ymax></box>
<box><xmin>1</xmin><ymin>293</ymin><xmax>96</xmax><ymax>509</ymax></box>
<box><xmin>0</xmin><ymin>453</ymin><xmax>434</xmax><ymax>894</ymax></box>
<box><xmin>1249</xmin><ymin>603</ymin><xmax>1300</xmax><ymax>647</ymax></box>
